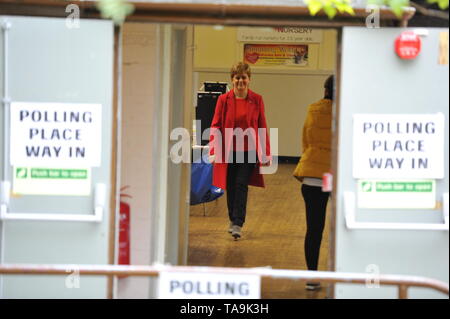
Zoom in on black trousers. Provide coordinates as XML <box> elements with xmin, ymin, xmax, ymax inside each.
<box><xmin>226</xmin><ymin>151</ymin><xmax>256</xmax><ymax>227</ymax></box>
<box><xmin>301</xmin><ymin>184</ymin><xmax>330</xmax><ymax>271</ymax></box>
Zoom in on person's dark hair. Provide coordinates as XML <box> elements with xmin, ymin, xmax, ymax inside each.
<box><xmin>231</xmin><ymin>62</ymin><xmax>251</xmax><ymax>79</ymax></box>
<box><xmin>324</xmin><ymin>75</ymin><xmax>334</xmax><ymax>100</ymax></box>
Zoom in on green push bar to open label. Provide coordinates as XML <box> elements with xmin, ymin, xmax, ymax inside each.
<box><xmin>13</xmin><ymin>167</ymin><xmax>91</xmax><ymax>196</ymax></box>
<box><xmin>358</xmin><ymin>179</ymin><xmax>436</xmax><ymax>209</ymax></box>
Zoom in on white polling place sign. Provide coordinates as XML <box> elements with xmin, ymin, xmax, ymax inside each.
<box><xmin>352</xmin><ymin>113</ymin><xmax>445</xmax><ymax>179</ymax></box>
<box><xmin>10</xmin><ymin>102</ymin><xmax>102</xmax><ymax>168</ymax></box>
<box><xmin>353</xmin><ymin>113</ymin><xmax>444</xmax><ymax>209</ymax></box>
<box><xmin>158</xmin><ymin>271</ymin><xmax>260</xmax><ymax>299</ymax></box>
<box><xmin>10</xmin><ymin>102</ymin><xmax>101</xmax><ymax>196</ymax></box>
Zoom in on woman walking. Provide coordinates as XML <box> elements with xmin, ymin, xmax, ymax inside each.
<box><xmin>209</xmin><ymin>62</ymin><xmax>271</xmax><ymax>240</ymax></box>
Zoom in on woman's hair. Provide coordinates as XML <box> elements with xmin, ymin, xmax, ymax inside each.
<box><xmin>324</xmin><ymin>75</ymin><xmax>334</xmax><ymax>100</ymax></box>
<box><xmin>230</xmin><ymin>62</ymin><xmax>251</xmax><ymax>79</ymax></box>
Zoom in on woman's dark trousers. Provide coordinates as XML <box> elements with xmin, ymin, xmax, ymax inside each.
<box><xmin>226</xmin><ymin>151</ymin><xmax>256</xmax><ymax>227</ymax></box>
<box><xmin>301</xmin><ymin>184</ymin><xmax>330</xmax><ymax>271</ymax></box>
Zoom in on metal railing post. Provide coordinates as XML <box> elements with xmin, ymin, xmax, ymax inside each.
<box><xmin>398</xmin><ymin>285</ymin><xmax>409</xmax><ymax>299</ymax></box>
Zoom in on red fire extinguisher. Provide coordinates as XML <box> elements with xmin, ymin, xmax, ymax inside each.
<box><xmin>119</xmin><ymin>186</ymin><xmax>131</xmax><ymax>268</ymax></box>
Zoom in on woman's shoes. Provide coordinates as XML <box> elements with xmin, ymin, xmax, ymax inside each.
<box><xmin>305</xmin><ymin>282</ymin><xmax>321</xmax><ymax>291</ymax></box>
<box><xmin>227</xmin><ymin>222</ymin><xmax>242</xmax><ymax>240</ymax></box>
<box><xmin>231</xmin><ymin>225</ymin><xmax>242</xmax><ymax>240</ymax></box>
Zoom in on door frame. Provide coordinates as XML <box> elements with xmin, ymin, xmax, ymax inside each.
<box><xmin>0</xmin><ymin>0</ymin><xmax>417</xmax><ymax>299</ymax></box>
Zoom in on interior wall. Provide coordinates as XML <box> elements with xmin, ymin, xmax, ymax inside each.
<box><xmin>178</xmin><ymin>26</ymin><xmax>195</xmax><ymax>266</ymax></box>
<box><xmin>118</xmin><ymin>22</ymin><xmax>158</xmax><ymax>299</ymax></box>
<box><xmin>165</xmin><ymin>26</ymin><xmax>189</xmax><ymax>266</ymax></box>
<box><xmin>193</xmin><ymin>26</ymin><xmax>337</xmax><ymax>157</ymax></box>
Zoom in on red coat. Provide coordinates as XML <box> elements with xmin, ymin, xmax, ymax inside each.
<box><xmin>209</xmin><ymin>89</ymin><xmax>271</xmax><ymax>190</ymax></box>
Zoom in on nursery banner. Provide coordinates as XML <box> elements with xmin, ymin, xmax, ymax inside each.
<box><xmin>238</xmin><ymin>27</ymin><xmax>322</xmax><ymax>43</ymax></box>
<box><xmin>244</xmin><ymin>44</ymin><xmax>309</xmax><ymax>66</ymax></box>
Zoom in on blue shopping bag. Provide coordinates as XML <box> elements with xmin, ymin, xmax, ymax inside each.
<box><xmin>190</xmin><ymin>157</ymin><xmax>224</xmax><ymax>205</ymax></box>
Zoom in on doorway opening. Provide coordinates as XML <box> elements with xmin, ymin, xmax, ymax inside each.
<box><xmin>117</xmin><ymin>22</ymin><xmax>339</xmax><ymax>299</ymax></box>
<box><xmin>186</xmin><ymin>25</ymin><xmax>338</xmax><ymax>299</ymax></box>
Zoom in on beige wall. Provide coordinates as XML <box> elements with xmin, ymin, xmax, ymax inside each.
<box><xmin>193</xmin><ymin>26</ymin><xmax>337</xmax><ymax>156</ymax></box>
<box><xmin>194</xmin><ymin>26</ymin><xmax>336</xmax><ymax>70</ymax></box>
<box><xmin>118</xmin><ymin>22</ymin><xmax>158</xmax><ymax>299</ymax></box>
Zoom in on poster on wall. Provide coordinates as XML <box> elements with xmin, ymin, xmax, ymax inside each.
<box><xmin>243</xmin><ymin>44</ymin><xmax>309</xmax><ymax>66</ymax></box>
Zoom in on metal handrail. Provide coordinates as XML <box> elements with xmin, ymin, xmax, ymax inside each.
<box><xmin>0</xmin><ymin>263</ymin><xmax>448</xmax><ymax>299</ymax></box>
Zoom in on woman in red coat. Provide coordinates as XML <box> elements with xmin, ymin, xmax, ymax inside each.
<box><xmin>209</xmin><ymin>62</ymin><xmax>271</xmax><ymax>240</ymax></box>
